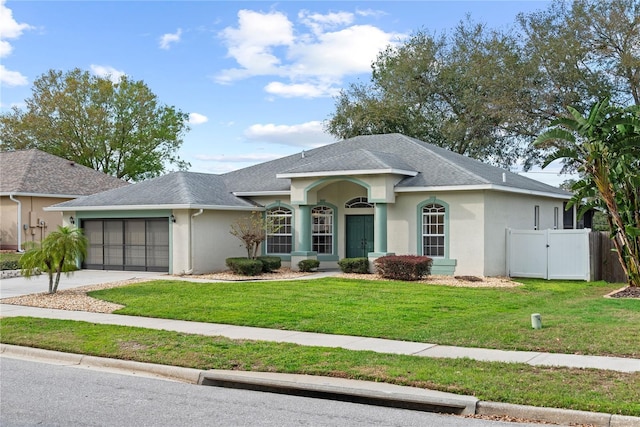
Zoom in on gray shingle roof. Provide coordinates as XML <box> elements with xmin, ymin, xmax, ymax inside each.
<box><xmin>223</xmin><ymin>133</ymin><xmax>569</xmax><ymax>196</ymax></box>
<box><xmin>52</xmin><ymin>171</ymin><xmax>257</xmax><ymax>209</ymax></box>
<box><xmin>0</xmin><ymin>149</ymin><xmax>128</xmax><ymax>196</ymax></box>
<box><xmin>279</xmin><ymin>149</ymin><xmax>417</xmax><ymax>176</ymax></box>
<box><xmin>48</xmin><ymin>133</ymin><xmax>569</xmax><ymax>211</ymax></box>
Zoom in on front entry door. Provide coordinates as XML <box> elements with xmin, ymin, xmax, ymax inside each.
<box><xmin>346</xmin><ymin>215</ymin><xmax>374</xmax><ymax>258</ymax></box>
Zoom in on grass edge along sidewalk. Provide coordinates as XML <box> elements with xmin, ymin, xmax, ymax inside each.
<box><xmin>1</xmin><ymin>316</ymin><xmax>639</xmax><ymax>418</ymax></box>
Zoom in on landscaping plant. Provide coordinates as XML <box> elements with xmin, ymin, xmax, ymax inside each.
<box><xmin>19</xmin><ymin>226</ymin><xmax>87</xmax><ymax>294</ymax></box>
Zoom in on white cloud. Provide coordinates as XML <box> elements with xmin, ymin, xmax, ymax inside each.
<box><xmin>264</xmin><ymin>81</ymin><xmax>338</xmax><ymax>98</ymax></box>
<box><xmin>298</xmin><ymin>10</ymin><xmax>354</xmax><ymax>35</ymax></box>
<box><xmin>188</xmin><ymin>112</ymin><xmax>208</xmax><ymax>125</ymax></box>
<box><xmin>0</xmin><ymin>0</ymin><xmax>33</xmax><ymax>52</ymax></box>
<box><xmin>90</xmin><ymin>65</ymin><xmax>126</xmax><ymax>83</ymax></box>
<box><xmin>0</xmin><ymin>0</ymin><xmax>33</xmax><ymax>86</ymax></box>
<box><xmin>355</xmin><ymin>9</ymin><xmax>387</xmax><ymax>18</ymax></box>
<box><xmin>215</xmin><ymin>8</ymin><xmax>404</xmax><ymax>98</ymax></box>
<box><xmin>0</xmin><ymin>64</ymin><xmax>28</xmax><ymax>86</ymax></box>
<box><xmin>216</xmin><ymin>9</ymin><xmax>293</xmax><ymax>83</ymax></box>
<box><xmin>159</xmin><ymin>28</ymin><xmax>182</xmax><ymax>50</ymax></box>
<box><xmin>244</xmin><ymin>121</ymin><xmax>336</xmax><ymax>148</ymax></box>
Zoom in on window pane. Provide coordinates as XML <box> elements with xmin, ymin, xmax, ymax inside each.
<box><xmin>312</xmin><ymin>206</ymin><xmax>333</xmax><ymax>254</ymax></box>
<box><xmin>266</xmin><ymin>207</ymin><xmax>292</xmax><ymax>254</ymax></box>
<box><xmin>422</xmin><ymin>203</ymin><xmax>446</xmax><ymax>258</ymax></box>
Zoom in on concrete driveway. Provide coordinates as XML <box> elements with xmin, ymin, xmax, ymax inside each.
<box><xmin>0</xmin><ymin>270</ymin><xmax>165</xmax><ymax>298</ymax></box>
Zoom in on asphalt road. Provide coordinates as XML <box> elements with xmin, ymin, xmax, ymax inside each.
<box><xmin>0</xmin><ymin>357</ymin><xmax>541</xmax><ymax>427</ymax></box>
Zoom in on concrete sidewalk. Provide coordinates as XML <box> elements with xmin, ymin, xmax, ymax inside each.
<box><xmin>1</xmin><ymin>303</ymin><xmax>638</xmax><ymax>373</ymax></box>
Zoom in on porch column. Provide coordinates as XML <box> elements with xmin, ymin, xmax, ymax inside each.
<box><xmin>298</xmin><ymin>205</ymin><xmax>312</xmax><ymax>252</ymax></box>
<box><xmin>374</xmin><ymin>203</ymin><xmax>388</xmax><ymax>253</ymax></box>
<box><xmin>291</xmin><ymin>205</ymin><xmax>317</xmax><ymax>271</ymax></box>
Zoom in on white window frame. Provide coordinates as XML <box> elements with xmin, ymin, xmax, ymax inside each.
<box><xmin>266</xmin><ymin>207</ymin><xmax>292</xmax><ymax>254</ymax></box>
<box><xmin>312</xmin><ymin>205</ymin><xmax>333</xmax><ymax>254</ymax></box>
<box><xmin>422</xmin><ymin>203</ymin><xmax>446</xmax><ymax>258</ymax></box>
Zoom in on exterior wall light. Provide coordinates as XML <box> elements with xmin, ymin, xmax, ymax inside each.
<box><xmin>170</xmin><ymin>214</ymin><xmax>176</xmax><ymax>223</ymax></box>
<box><xmin>69</xmin><ymin>216</ymin><xmax>75</xmax><ymax>225</ymax></box>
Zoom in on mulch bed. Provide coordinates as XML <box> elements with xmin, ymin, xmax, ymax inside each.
<box><xmin>607</xmin><ymin>286</ymin><xmax>640</xmax><ymax>299</ymax></box>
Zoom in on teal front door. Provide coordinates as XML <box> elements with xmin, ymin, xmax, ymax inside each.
<box><xmin>346</xmin><ymin>215</ymin><xmax>374</xmax><ymax>258</ymax></box>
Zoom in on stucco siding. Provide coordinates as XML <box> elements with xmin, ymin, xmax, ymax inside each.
<box><xmin>483</xmin><ymin>192</ymin><xmax>566</xmax><ymax>276</ymax></box>
<box><xmin>185</xmin><ymin>210</ymin><xmax>248</xmax><ymax>275</ymax></box>
<box><xmin>387</xmin><ymin>191</ymin><xmax>486</xmax><ymax>276</ymax></box>
<box><xmin>0</xmin><ymin>195</ymin><xmax>68</xmax><ymax>250</ymax></box>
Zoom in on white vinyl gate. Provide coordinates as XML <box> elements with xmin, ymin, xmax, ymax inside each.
<box><xmin>506</xmin><ymin>228</ymin><xmax>590</xmax><ymax>280</ymax></box>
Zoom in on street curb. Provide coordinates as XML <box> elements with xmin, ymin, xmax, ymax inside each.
<box><xmin>0</xmin><ymin>343</ymin><xmax>202</xmax><ymax>384</ymax></box>
<box><xmin>2</xmin><ymin>344</ymin><xmax>639</xmax><ymax>426</ymax></box>
<box><xmin>199</xmin><ymin>370</ymin><xmax>477</xmax><ymax>415</ymax></box>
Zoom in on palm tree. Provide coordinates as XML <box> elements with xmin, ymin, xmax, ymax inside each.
<box><xmin>20</xmin><ymin>226</ymin><xmax>88</xmax><ymax>294</ymax></box>
<box><xmin>535</xmin><ymin>98</ymin><xmax>640</xmax><ymax>287</ymax></box>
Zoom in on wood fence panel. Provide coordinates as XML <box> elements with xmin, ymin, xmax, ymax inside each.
<box><xmin>589</xmin><ymin>231</ymin><xmax>628</xmax><ymax>283</ymax></box>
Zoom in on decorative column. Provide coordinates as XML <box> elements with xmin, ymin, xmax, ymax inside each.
<box><xmin>291</xmin><ymin>204</ymin><xmax>317</xmax><ymax>270</ymax></box>
<box><xmin>374</xmin><ymin>203</ymin><xmax>388</xmax><ymax>254</ymax></box>
<box><xmin>297</xmin><ymin>204</ymin><xmax>312</xmax><ymax>252</ymax></box>
<box><xmin>369</xmin><ymin>203</ymin><xmax>394</xmax><ymax>272</ymax></box>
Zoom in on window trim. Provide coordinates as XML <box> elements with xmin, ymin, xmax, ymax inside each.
<box><xmin>311</xmin><ymin>203</ymin><xmax>338</xmax><ymax>258</ymax></box>
<box><xmin>416</xmin><ymin>197</ymin><xmax>450</xmax><ymax>259</ymax></box>
<box><xmin>345</xmin><ymin>197</ymin><xmax>374</xmax><ymax>209</ymax></box>
<box><xmin>265</xmin><ymin>204</ymin><xmax>293</xmax><ymax>255</ymax></box>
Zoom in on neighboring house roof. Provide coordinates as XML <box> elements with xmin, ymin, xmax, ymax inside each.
<box><xmin>224</xmin><ymin>133</ymin><xmax>570</xmax><ymax>198</ymax></box>
<box><xmin>50</xmin><ymin>171</ymin><xmax>259</xmax><ymax>211</ymax></box>
<box><xmin>47</xmin><ymin>133</ymin><xmax>570</xmax><ymax>212</ymax></box>
<box><xmin>0</xmin><ymin>149</ymin><xmax>128</xmax><ymax>197</ymax></box>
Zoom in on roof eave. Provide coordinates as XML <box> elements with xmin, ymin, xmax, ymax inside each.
<box><xmin>232</xmin><ymin>190</ymin><xmax>291</xmax><ymax>197</ymax></box>
<box><xmin>394</xmin><ymin>184</ymin><xmax>571</xmax><ymax>199</ymax></box>
<box><xmin>1</xmin><ymin>192</ymin><xmax>86</xmax><ymax>198</ymax></box>
<box><xmin>45</xmin><ymin>204</ymin><xmax>263</xmax><ymax>212</ymax></box>
<box><xmin>276</xmin><ymin>168</ymin><xmax>418</xmax><ymax>179</ymax></box>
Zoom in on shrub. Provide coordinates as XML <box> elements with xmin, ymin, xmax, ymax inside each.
<box><xmin>298</xmin><ymin>259</ymin><xmax>320</xmax><ymax>272</ymax></box>
<box><xmin>257</xmin><ymin>256</ymin><xmax>281</xmax><ymax>273</ymax></box>
<box><xmin>0</xmin><ymin>260</ymin><xmax>20</xmax><ymax>271</ymax></box>
<box><xmin>374</xmin><ymin>255</ymin><xmax>432</xmax><ymax>281</ymax></box>
<box><xmin>225</xmin><ymin>257</ymin><xmax>263</xmax><ymax>276</ymax></box>
<box><xmin>338</xmin><ymin>257</ymin><xmax>369</xmax><ymax>274</ymax></box>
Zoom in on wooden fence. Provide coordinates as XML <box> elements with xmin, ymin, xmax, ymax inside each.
<box><xmin>589</xmin><ymin>231</ymin><xmax>628</xmax><ymax>283</ymax></box>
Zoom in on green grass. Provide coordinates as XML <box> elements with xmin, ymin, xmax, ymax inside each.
<box><xmin>88</xmin><ymin>278</ymin><xmax>639</xmax><ymax>357</ymax></box>
<box><xmin>1</xmin><ymin>317</ymin><xmax>638</xmax><ymax>416</ymax></box>
<box><xmin>0</xmin><ymin>251</ymin><xmax>22</xmax><ymax>269</ymax></box>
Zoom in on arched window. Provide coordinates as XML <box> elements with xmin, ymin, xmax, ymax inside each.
<box><xmin>266</xmin><ymin>207</ymin><xmax>292</xmax><ymax>254</ymax></box>
<box><xmin>312</xmin><ymin>206</ymin><xmax>333</xmax><ymax>254</ymax></box>
<box><xmin>345</xmin><ymin>197</ymin><xmax>374</xmax><ymax>209</ymax></box>
<box><xmin>422</xmin><ymin>203</ymin><xmax>445</xmax><ymax>257</ymax></box>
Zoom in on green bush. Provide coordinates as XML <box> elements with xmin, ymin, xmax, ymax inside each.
<box><xmin>298</xmin><ymin>259</ymin><xmax>320</xmax><ymax>272</ymax></box>
<box><xmin>0</xmin><ymin>260</ymin><xmax>20</xmax><ymax>271</ymax></box>
<box><xmin>338</xmin><ymin>257</ymin><xmax>369</xmax><ymax>274</ymax></box>
<box><xmin>225</xmin><ymin>257</ymin><xmax>263</xmax><ymax>276</ymax></box>
<box><xmin>257</xmin><ymin>256</ymin><xmax>281</xmax><ymax>273</ymax></box>
<box><xmin>374</xmin><ymin>255</ymin><xmax>432</xmax><ymax>281</ymax></box>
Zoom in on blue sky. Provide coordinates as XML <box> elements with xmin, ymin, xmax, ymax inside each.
<box><xmin>1</xmin><ymin>0</ymin><xmax>571</xmax><ymax>186</ymax></box>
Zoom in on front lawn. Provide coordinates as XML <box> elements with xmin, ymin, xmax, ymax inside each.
<box><xmin>88</xmin><ymin>278</ymin><xmax>639</xmax><ymax>357</ymax></box>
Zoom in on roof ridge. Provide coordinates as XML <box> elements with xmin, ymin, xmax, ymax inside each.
<box><xmin>16</xmin><ymin>150</ymin><xmax>36</xmax><ymax>192</ymax></box>
<box><xmin>398</xmin><ymin>134</ymin><xmax>491</xmax><ymax>184</ymax></box>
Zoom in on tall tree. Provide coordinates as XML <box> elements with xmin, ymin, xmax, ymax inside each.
<box><xmin>20</xmin><ymin>226</ymin><xmax>88</xmax><ymax>294</ymax></box>
<box><xmin>327</xmin><ymin>0</ymin><xmax>640</xmax><ymax>170</ymax></box>
<box><xmin>518</xmin><ymin>0</ymin><xmax>640</xmax><ymax>111</ymax></box>
<box><xmin>0</xmin><ymin>68</ymin><xmax>190</xmax><ymax>182</ymax></box>
<box><xmin>326</xmin><ymin>18</ymin><xmax>541</xmax><ymax>169</ymax></box>
<box><xmin>535</xmin><ymin>99</ymin><xmax>640</xmax><ymax>287</ymax></box>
